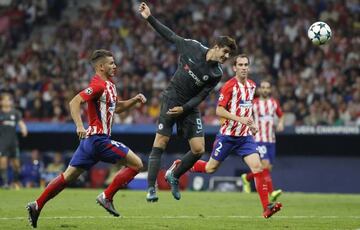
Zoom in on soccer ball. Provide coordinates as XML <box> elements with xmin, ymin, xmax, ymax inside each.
<box><xmin>307</xmin><ymin>21</ymin><xmax>332</xmax><ymax>45</ymax></box>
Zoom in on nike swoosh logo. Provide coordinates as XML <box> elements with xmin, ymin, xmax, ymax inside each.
<box><xmin>188</xmin><ymin>58</ymin><xmax>195</xmax><ymax>64</ymax></box>
<box><xmin>196</xmin><ymin>130</ymin><xmax>202</xmax><ymax>134</ymax></box>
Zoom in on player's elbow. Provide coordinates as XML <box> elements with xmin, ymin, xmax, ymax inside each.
<box><xmin>134</xmin><ymin>161</ymin><xmax>143</xmax><ymax>171</ymax></box>
<box><xmin>69</xmin><ymin>97</ymin><xmax>77</xmax><ymax>107</ymax></box>
<box><xmin>69</xmin><ymin>95</ymin><xmax>82</xmax><ymax>109</ymax></box>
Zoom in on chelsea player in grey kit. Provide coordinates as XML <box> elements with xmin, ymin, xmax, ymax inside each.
<box><xmin>0</xmin><ymin>93</ymin><xmax>28</xmax><ymax>189</ymax></box>
<box><xmin>139</xmin><ymin>2</ymin><xmax>237</xmax><ymax>201</ymax></box>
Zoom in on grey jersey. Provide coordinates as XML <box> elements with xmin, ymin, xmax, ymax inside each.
<box><xmin>0</xmin><ymin>109</ymin><xmax>21</xmax><ymax>138</ymax></box>
<box><xmin>147</xmin><ymin>16</ymin><xmax>223</xmax><ymax>112</ymax></box>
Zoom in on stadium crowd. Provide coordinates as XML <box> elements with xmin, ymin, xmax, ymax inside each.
<box><xmin>0</xmin><ymin>0</ymin><xmax>359</xmax><ymax>126</ymax></box>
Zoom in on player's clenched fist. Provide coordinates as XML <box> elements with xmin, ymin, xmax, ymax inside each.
<box><xmin>139</xmin><ymin>2</ymin><xmax>151</xmax><ymax>19</ymax></box>
<box><xmin>135</xmin><ymin>93</ymin><xmax>147</xmax><ymax>104</ymax></box>
<box><xmin>238</xmin><ymin>117</ymin><xmax>254</xmax><ymax>126</ymax></box>
<box><xmin>249</xmin><ymin>125</ymin><xmax>258</xmax><ymax>135</ymax></box>
<box><xmin>76</xmin><ymin>126</ymin><xmax>87</xmax><ymax>139</ymax></box>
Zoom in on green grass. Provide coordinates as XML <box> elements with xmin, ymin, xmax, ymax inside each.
<box><xmin>1</xmin><ymin>189</ymin><xmax>360</xmax><ymax>229</ymax></box>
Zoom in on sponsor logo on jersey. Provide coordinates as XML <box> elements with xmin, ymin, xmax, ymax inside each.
<box><xmin>239</xmin><ymin>100</ymin><xmax>252</xmax><ymax>108</ymax></box>
<box><xmin>183</xmin><ymin>64</ymin><xmax>204</xmax><ymax>86</ymax></box>
<box><xmin>3</xmin><ymin>120</ymin><xmax>16</xmax><ymax>126</ymax></box>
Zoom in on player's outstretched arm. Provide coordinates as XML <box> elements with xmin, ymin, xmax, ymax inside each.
<box><xmin>139</xmin><ymin>2</ymin><xmax>182</xmax><ymax>44</ymax></box>
<box><xmin>115</xmin><ymin>93</ymin><xmax>147</xmax><ymax>114</ymax></box>
<box><xmin>69</xmin><ymin>94</ymin><xmax>87</xmax><ymax>139</ymax></box>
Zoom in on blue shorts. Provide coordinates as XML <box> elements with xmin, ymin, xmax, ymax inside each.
<box><xmin>69</xmin><ymin>135</ymin><xmax>130</xmax><ymax>170</ymax></box>
<box><xmin>211</xmin><ymin>134</ymin><xmax>258</xmax><ymax>162</ymax></box>
<box><xmin>256</xmin><ymin>142</ymin><xmax>276</xmax><ymax>164</ymax></box>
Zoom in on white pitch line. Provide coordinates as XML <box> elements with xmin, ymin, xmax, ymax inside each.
<box><xmin>1</xmin><ymin>215</ymin><xmax>360</xmax><ymax>220</ymax></box>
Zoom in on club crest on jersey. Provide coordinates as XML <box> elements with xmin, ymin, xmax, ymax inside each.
<box><xmin>85</xmin><ymin>87</ymin><xmax>93</xmax><ymax>95</ymax></box>
<box><xmin>248</xmin><ymin>87</ymin><xmax>255</xmax><ymax>97</ymax></box>
<box><xmin>202</xmin><ymin>75</ymin><xmax>209</xmax><ymax>81</ymax></box>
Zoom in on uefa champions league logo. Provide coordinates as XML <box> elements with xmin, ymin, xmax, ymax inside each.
<box><xmin>85</xmin><ymin>87</ymin><xmax>93</xmax><ymax>95</ymax></box>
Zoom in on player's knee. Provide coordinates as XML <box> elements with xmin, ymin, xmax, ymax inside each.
<box><xmin>129</xmin><ymin>156</ymin><xmax>143</xmax><ymax>171</ymax></box>
<box><xmin>191</xmin><ymin>146</ymin><xmax>205</xmax><ymax>155</ymax></box>
<box><xmin>133</xmin><ymin>159</ymin><xmax>143</xmax><ymax>171</ymax></box>
<box><xmin>63</xmin><ymin>167</ymin><xmax>83</xmax><ymax>183</ymax></box>
<box><xmin>63</xmin><ymin>173</ymin><xmax>77</xmax><ymax>183</ymax></box>
<box><xmin>251</xmin><ymin>163</ymin><xmax>263</xmax><ymax>173</ymax></box>
<box><xmin>154</xmin><ymin>135</ymin><xmax>169</xmax><ymax>149</ymax></box>
<box><xmin>262</xmin><ymin>163</ymin><xmax>271</xmax><ymax>170</ymax></box>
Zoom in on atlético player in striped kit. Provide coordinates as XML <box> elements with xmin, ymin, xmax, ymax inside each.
<box><xmin>26</xmin><ymin>50</ymin><xmax>146</xmax><ymax>228</ymax></box>
<box><xmin>241</xmin><ymin>80</ymin><xmax>284</xmax><ymax>202</ymax></box>
<box><xmin>190</xmin><ymin>55</ymin><xmax>282</xmax><ymax>218</ymax></box>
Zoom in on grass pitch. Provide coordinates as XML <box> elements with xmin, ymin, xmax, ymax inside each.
<box><xmin>0</xmin><ymin>189</ymin><xmax>359</xmax><ymax>229</ymax></box>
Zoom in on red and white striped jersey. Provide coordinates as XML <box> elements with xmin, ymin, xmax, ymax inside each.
<box><xmin>79</xmin><ymin>75</ymin><xmax>117</xmax><ymax>136</ymax></box>
<box><xmin>253</xmin><ymin>97</ymin><xmax>283</xmax><ymax>143</ymax></box>
<box><xmin>218</xmin><ymin>77</ymin><xmax>256</xmax><ymax>136</ymax></box>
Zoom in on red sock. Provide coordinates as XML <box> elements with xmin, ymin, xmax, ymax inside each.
<box><xmin>190</xmin><ymin>160</ymin><xmax>207</xmax><ymax>173</ymax></box>
<box><xmin>246</xmin><ymin>172</ymin><xmax>254</xmax><ymax>181</ymax></box>
<box><xmin>263</xmin><ymin>169</ymin><xmax>273</xmax><ymax>194</ymax></box>
<box><xmin>104</xmin><ymin>167</ymin><xmax>138</xmax><ymax>200</ymax></box>
<box><xmin>254</xmin><ymin>171</ymin><xmax>269</xmax><ymax>210</ymax></box>
<box><xmin>36</xmin><ymin>173</ymin><xmax>67</xmax><ymax>210</ymax></box>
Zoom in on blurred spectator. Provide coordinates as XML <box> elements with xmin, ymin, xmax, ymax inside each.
<box><xmin>21</xmin><ymin>149</ymin><xmax>44</xmax><ymax>188</ymax></box>
<box><xmin>0</xmin><ymin>0</ymin><xmax>359</xmax><ymax>126</ymax></box>
<box><xmin>40</xmin><ymin>152</ymin><xmax>65</xmax><ymax>187</ymax></box>
<box><xmin>147</xmin><ymin>97</ymin><xmax>160</xmax><ymax>121</ymax></box>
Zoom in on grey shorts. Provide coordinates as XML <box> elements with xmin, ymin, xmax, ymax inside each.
<box><xmin>156</xmin><ymin>96</ymin><xmax>204</xmax><ymax>139</ymax></box>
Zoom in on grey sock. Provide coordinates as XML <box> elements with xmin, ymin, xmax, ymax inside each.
<box><xmin>173</xmin><ymin>151</ymin><xmax>202</xmax><ymax>178</ymax></box>
<box><xmin>147</xmin><ymin>147</ymin><xmax>164</xmax><ymax>188</ymax></box>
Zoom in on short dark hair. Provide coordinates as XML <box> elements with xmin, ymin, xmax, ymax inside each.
<box><xmin>213</xmin><ymin>36</ymin><xmax>237</xmax><ymax>55</ymax></box>
<box><xmin>90</xmin><ymin>49</ymin><xmax>113</xmax><ymax>67</ymax></box>
<box><xmin>233</xmin><ymin>54</ymin><xmax>250</xmax><ymax>66</ymax></box>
